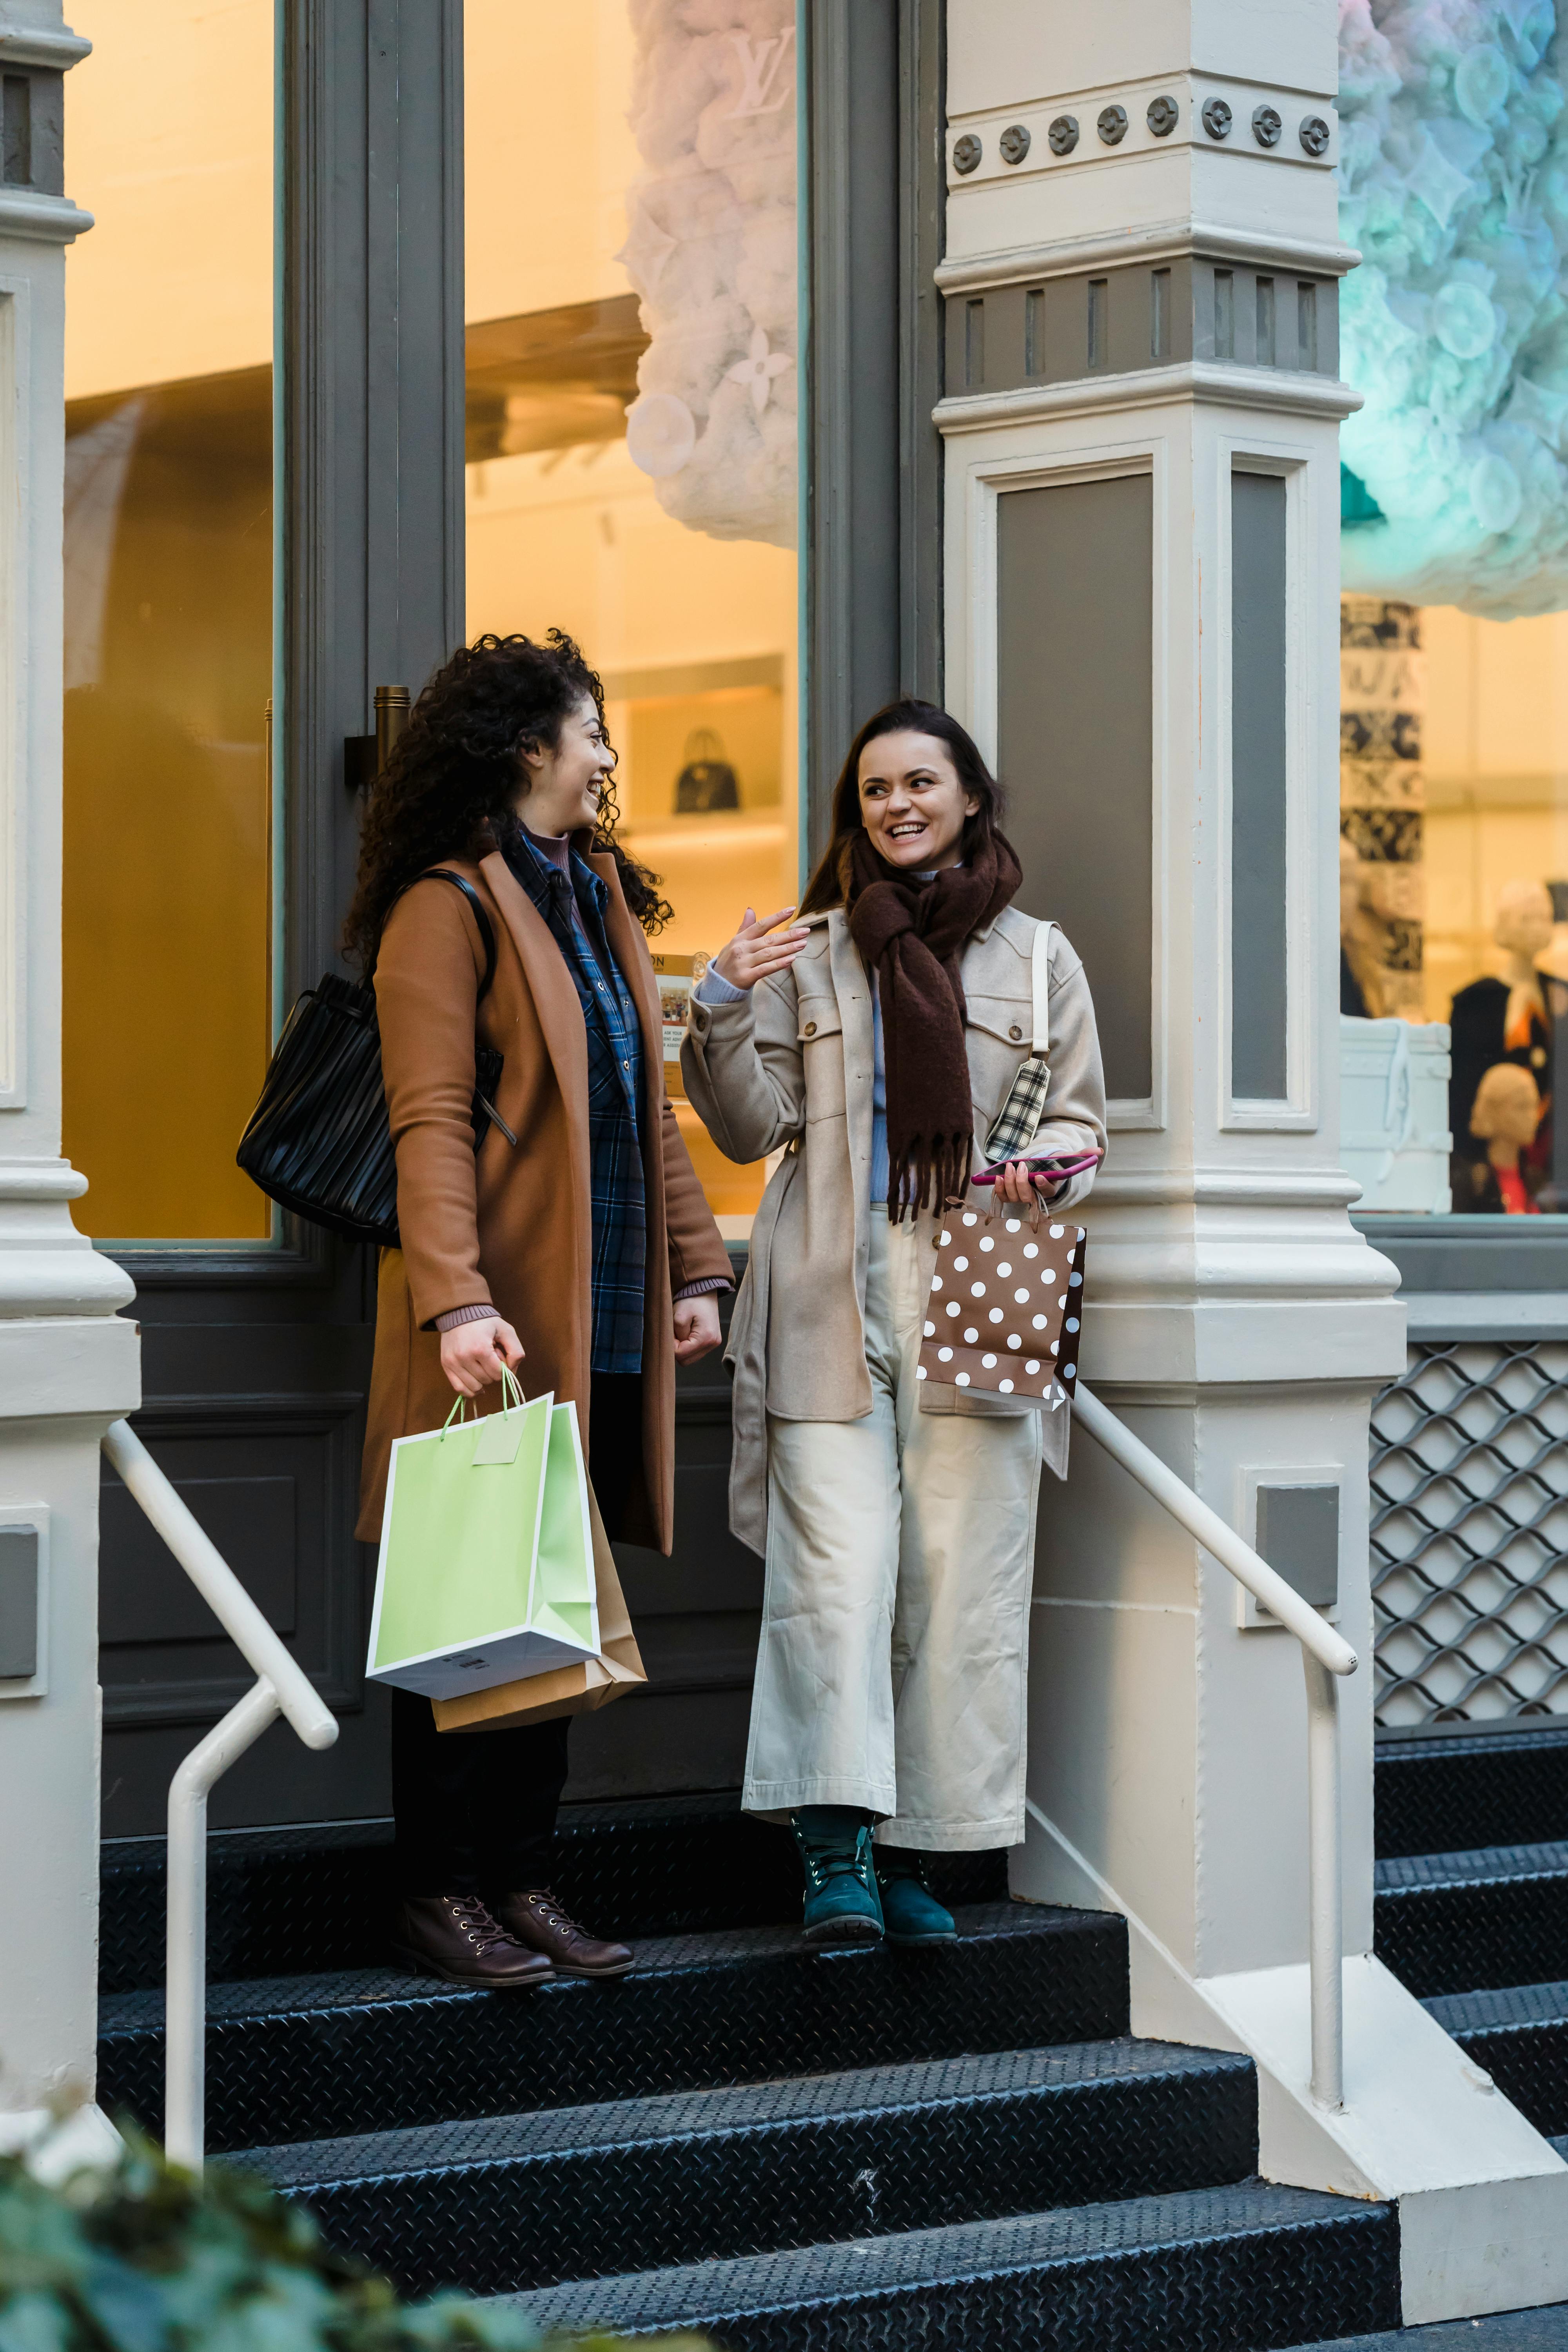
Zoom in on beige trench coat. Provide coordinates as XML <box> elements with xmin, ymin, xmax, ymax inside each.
<box><xmin>681</xmin><ymin>905</ymin><xmax>1107</xmax><ymax>1555</ymax></box>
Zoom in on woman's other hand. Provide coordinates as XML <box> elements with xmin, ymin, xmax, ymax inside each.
<box><xmin>440</xmin><ymin>1314</ymin><xmax>525</xmax><ymax>1397</ymax></box>
<box><xmin>710</xmin><ymin>906</ymin><xmax>810</xmax><ymax>991</ymax></box>
<box><xmin>673</xmin><ymin>1292</ymin><xmax>723</xmax><ymax>1364</ymax></box>
<box><xmin>992</xmin><ymin>1158</ymin><xmax>1064</xmax><ymax>1208</ymax></box>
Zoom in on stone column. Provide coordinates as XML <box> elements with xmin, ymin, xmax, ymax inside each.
<box><xmin>938</xmin><ymin>0</ymin><xmax>1568</xmax><ymax>2323</ymax></box>
<box><xmin>0</xmin><ymin>4</ymin><xmax>138</xmax><ymax>2171</ymax></box>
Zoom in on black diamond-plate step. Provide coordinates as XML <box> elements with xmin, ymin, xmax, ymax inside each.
<box><xmin>243</xmin><ymin>2038</ymin><xmax>1254</xmax><ymax>2297</ymax></box>
<box><xmin>99</xmin><ymin>1798</ymin><xmax>1010</xmax><ymax>1996</ymax></box>
<box><xmin>1422</xmin><ymin>1980</ymin><xmax>1568</xmax><ymax>2140</ymax></box>
<box><xmin>1374</xmin><ymin>1842</ymin><xmax>1568</xmax><ymax>1998</ymax></box>
<box><xmin>1377</xmin><ymin>1726</ymin><xmax>1568</xmax><ymax>1862</ymax></box>
<box><xmin>1281</xmin><ymin>2294</ymin><xmax>1568</xmax><ymax>2349</ymax></box>
<box><xmin>493</xmin><ymin>2180</ymin><xmax>1401</xmax><ymax>2352</ymax></box>
<box><xmin>98</xmin><ymin>1900</ymin><xmax>1127</xmax><ymax>2154</ymax></box>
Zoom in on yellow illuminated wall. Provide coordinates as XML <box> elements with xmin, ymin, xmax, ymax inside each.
<box><xmin>465</xmin><ymin>0</ymin><xmax>799</xmax><ymax>1226</ymax></box>
<box><xmin>1421</xmin><ymin>607</ymin><xmax>1568</xmax><ymax>1023</ymax></box>
<box><xmin>61</xmin><ymin>0</ymin><xmax>274</xmax><ymax>1240</ymax></box>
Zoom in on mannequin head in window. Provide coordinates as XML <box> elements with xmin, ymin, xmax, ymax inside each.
<box><xmin>1494</xmin><ymin>878</ymin><xmax>1554</xmax><ymax>967</ymax></box>
<box><xmin>1470</xmin><ymin>1061</ymin><xmax>1543</xmax><ymax>1165</ymax></box>
<box><xmin>344</xmin><ymin>629</ymin><xmax>671</xmax><ymax>967</ymax></box>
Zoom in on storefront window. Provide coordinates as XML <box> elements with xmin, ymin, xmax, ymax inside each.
<box><xmin>464</xmin><ymin>0</ymin><xmax>800</xmax><ymax>1232</ymax></box>
<box><xmin>61</xmin><ymin>1</ymin><xmax>275</xmax><ymax>1242</ymax></box>
<box><xmin>1341</xmin><ymin>596</ymin><xmax>1568</xmax><ymax>1216</ymax></box>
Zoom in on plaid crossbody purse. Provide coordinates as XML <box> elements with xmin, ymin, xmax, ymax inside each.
<box><xmin>984</xmin><ymin>919</ymin><xmax>1056</xmax><ymax>1162</ymax></box>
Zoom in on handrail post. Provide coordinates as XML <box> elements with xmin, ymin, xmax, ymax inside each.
<box><xmin>164</xmin><ymin>1680</ymin><xmax>283</xmax><ymax>2174</ymax></box>
<box><xmin>1071</xmin><ymin>1383</ymin><xmax>1351</xmax><ymax>2111</ymax></box>
<box><xmin>1302</xmin><ymin>1649</ymin><xmax>1344</xmax><ymax>2109</ymax></box>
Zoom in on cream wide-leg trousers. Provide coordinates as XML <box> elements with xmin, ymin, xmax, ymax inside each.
<box><xmin>742</xmin><ymin>1214</ymin><xmax>1045</xmax><ymax>1850</ymax></box>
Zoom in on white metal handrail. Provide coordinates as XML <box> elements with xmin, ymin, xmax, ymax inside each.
<box><xmin>101</xmin><ymin>1419</ymin><xmax>339</xmax><ymax>2172</ymax></box>
<box><xmin>1072</xmin><ymin>1383</ymin><xmax>1357</xmax><ymax>2109</ymax></box>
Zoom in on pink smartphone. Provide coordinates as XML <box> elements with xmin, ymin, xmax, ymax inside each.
<box><xmin>970</xmin><ymin>1148</ymin><xmax>1103</xmax><ymax>1190</ymax></box>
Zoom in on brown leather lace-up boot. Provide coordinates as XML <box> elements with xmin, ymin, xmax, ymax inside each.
<box><xmin>490</xmin><ymin>1888</ymin><xmax>634</xmax><ymax>1978</ymax></box>
<box><xmin>391</xmin><ymin>1893</ymin><xmax>554</xmax><ymax>1989</ymax></box>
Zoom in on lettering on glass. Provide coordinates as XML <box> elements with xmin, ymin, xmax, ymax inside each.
<box><xmin>722</xmin><ymin>27</ymin><xmax>796</xmax><ymax>118</ymax></box>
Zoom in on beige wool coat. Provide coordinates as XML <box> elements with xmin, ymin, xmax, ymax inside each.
<box><xmin>355</xmin><ymin>849</ymin><xmax>731</xmax><ymax>1554</ymax></box>
<box><xmin>681</xmin><ymin>905</ymin><xmax>1107</xmax><ymax>1556</ymax></box>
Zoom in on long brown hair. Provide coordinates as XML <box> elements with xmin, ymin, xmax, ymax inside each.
<box><xmin>798</xmin><ymin>699</ymin><xmax>1009</xmax><ymax>914</ymax></box>
<box><xmin>342</xmin><ymin>629</ymin><xmax>671</xmax><ymax>970</ymax></box>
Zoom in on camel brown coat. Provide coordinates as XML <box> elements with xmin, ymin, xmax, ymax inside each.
<box><xmin>354</xmin><ymin>848</ymin><xmax>731</xmax><ymax>1553</ymax></box>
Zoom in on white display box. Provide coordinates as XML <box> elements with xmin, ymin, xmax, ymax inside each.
<box><xmin>1340</xmin><ymin>1016</ymin><xmax>1452</xmax><ymax>1215</ymax></box>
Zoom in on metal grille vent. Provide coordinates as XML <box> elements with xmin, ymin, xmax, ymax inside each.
<box><xmin>1369</xmin><ymin>1341</ymin><xmax>1568</xmax><ymax>1728</ymax></box>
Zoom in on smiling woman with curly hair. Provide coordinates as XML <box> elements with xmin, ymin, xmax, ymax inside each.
<box><xmin>347</xmin><ymin>629</ymin><xmax>731</xmax><ymax>1992</ymax></box>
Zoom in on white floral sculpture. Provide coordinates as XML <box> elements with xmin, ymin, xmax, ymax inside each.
<box><xmin>617</xmin><ymin>0</ymin><xmax>797</xmax><ymax>550</ymax></box>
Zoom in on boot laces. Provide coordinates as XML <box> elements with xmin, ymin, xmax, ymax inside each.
<box><xmin>444</xmin><ymin>1894</ymin><xmax>514</xmax><ymax>1955</ymax></box>
<box><xmin>522</xmin><ymin>1888</ymin><xmax>580</xmax><ymax>1937</ymax></box>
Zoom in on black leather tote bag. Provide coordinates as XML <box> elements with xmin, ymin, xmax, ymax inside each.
<box><xmin>236</xmin><ymin>869</ymin><xmax>510</xmax><ymax>1247</ymax></box>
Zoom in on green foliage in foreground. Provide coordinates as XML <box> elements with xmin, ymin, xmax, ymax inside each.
<box><xmin>0</xmin><ymin>2127</ymin><xmax>709</xmax><ymax>2352</ymax></box>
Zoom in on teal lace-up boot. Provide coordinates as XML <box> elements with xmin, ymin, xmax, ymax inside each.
<box><xmin>874</xmin><ymin>1848</ymin><xmax>957</xmax><ymax>1946</ymax></box>
<box><xmin>791</xmin><ymin>1806</ymin><xmax>884</xmax><ymax>1947</ymax></box>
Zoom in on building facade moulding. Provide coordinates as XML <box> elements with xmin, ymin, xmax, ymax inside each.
<box><xmin>0</xmin><ymin>189</ymin><xmax>91</xmax><ymax>243</ymax></box>
<box><xmin>945</xmin><ymin>75</ymin><xmax>1339</xmax><ymax>197</ymax></box>
<box><xmin>0</xmin><ymin>24</ymin><xmax>90</xmax><ymax>73</ymax></box>
<box><xmin>937</xmin><ymin>362</ymin><xmax>1361</xmax><ymax>437</ymax></box>
<box><xmin>936</xmin><ymin>221</ymin><xmax>1362</xmax><ymax>298</ymax></box>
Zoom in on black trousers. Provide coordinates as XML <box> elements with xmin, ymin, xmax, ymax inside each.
<box><xmin>391</xmin><ymin>1370</ymin><xmax>643</xmax><ymax>1897</ymax></box>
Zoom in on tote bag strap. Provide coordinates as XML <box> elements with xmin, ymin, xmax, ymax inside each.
<box><xmin>1031</xmin><ymin>920</ymin><xmax>1056</xmax><ymax>1057</ymax></box>
<box><xmin>423</xmin><ymin>868</ymin><xmax>499</xmax><ymax>1002</ymax></box>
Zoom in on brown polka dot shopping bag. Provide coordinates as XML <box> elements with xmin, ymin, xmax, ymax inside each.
<box><xmin>917</xmin><ymin>1205</ymin><xmax>1086</xmax><ymax>1407</ymax></box>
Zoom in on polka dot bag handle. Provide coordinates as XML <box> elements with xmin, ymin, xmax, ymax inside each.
<box><xmin>917</xmin><ymin>1202</ymin><xmax>1086</xmax><ymax>1410</ymax></box>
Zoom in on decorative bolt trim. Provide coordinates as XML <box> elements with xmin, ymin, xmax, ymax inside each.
<box><xmin>1299</xmin><ymin>113</ymin><xmax>1330</xmax><ymax>157</ymax></box>
<box><xmin>1201</xmin><ymin>96</ymin><xmax>1233</xmax><ymax>140</ymax></box>
<box><xmin>1146</xmin><ymin>94</ymin><xmax>1179</xmax><ymax>138</ymax></box>
<box><xmin>1000</xmin><ymin>122</ymin><xmax>1032</xmax><ymax>166</ymax></box>
<box><xmin>1097</xmin><ymin>103</ymin><xmax>1128</xmax><ymax>147</ymax></box>
<box><xmin>1252</xmin><ymin>104</ymin><xmax>1282</xmax><ymax>147</ymax></box>
<box><xmin>1047</xmin><ymin>114</ymin><xmax>1079</xmax><ymax>157</ymax></box>
<box><xmin>952</xmin><ymin>132</ymin><xmax>982</xmax><ymax>176</ymax></box>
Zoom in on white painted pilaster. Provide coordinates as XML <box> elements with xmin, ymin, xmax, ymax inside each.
<box><xmin>940</xmin><ymin>0</ymin><xmax>1568</xmax><ymax>2323</ymax></box>
<box><xmin>0</xmin><ymin>2</ymin><xmax>138</xmax><ymax>2152</ymax></box>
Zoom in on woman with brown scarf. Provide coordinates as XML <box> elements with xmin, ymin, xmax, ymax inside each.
<box><xmin>682</xmin><ymin>702</ymin><xmax>1106</xmax><ymax>1949</ymax></box>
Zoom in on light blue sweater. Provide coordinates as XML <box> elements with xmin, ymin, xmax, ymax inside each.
<box><xmin>694</xmin><ymin>962</ymin><xmax>892</xmax><ymax>1204</ymax></box>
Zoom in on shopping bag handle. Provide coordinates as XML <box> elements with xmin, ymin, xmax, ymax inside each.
<box><xmin>438</xmin><ymin>1364</ymin><xmax>527</xmax><ymax>1441</ymax></box>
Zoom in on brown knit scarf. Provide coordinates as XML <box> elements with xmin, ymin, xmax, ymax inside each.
<box><xmin>846</xmin><ymin>827</ymin><xmax>1022</xmax><ymax>1220</ymax></box>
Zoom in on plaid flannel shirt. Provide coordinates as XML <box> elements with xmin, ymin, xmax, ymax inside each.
<box><xmin>503</xmin><ymin>828</ymin><xmax>647</xmax><ymax>1376</ymax></box>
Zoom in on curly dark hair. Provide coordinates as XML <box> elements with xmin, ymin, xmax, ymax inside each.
<box><xmin>342</xmin><ymin>628</ymin><xmax>671</xmax><ymax>969</ymax></box>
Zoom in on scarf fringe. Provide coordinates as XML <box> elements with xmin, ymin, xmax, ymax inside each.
<box><xmin>887</xmin><ymin>1133</ymin><xmax>975</xmax><ymax>1224</ymax></box>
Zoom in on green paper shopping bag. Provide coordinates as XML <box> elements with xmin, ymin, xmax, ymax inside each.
<box><xmin>366</xmin><ymin>1373</ymin><xmax>601</xmax><ymax>1700</ymax></box>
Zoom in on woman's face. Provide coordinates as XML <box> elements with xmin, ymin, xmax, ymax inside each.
<box><xmin>514</xmin><ymin>694</ymin><xmax>616</xmax><ymax>835</ymax></box>
<box><xmin>857</xmin><ymin>730</ymin><xmax>980</xmax><ymax>872</ymax></box>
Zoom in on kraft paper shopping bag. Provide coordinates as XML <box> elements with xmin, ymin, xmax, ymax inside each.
<box><xmin>433</xmin><ymin>1478</ymin><xmax>646</xmax><ymax>1732</ymax></box>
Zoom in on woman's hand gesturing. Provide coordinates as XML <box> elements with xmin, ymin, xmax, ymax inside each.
<box><xmin>439</xmin><ymin>1314</ymin><xmax>524</xmax><ymax>1398</ymax></box>
<box><xmin>709</xmin><ymin>907</ymin><xmax>810</xmax><ymax>991</ymax></box>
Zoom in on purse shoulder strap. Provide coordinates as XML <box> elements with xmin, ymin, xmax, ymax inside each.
<box><xmin>1031</xmin><ymin>919</ymin><xmax>1056</xmax><ymax>1057</ymax></box>
<box><xmin>422</xmin><ymin>868</ymin><xmax>499</xmax><ymax>1003</ymax></box>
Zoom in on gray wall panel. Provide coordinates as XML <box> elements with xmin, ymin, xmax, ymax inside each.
<box><xmin>996</xmin><ymin>474</ymin><xmax>1154</xmax><ymax>1101</ymax></box>
<box><xmin>1230</xmin><ymin>469</ymin><xmax>1289</xmax><ymax>1100</ymax></box>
